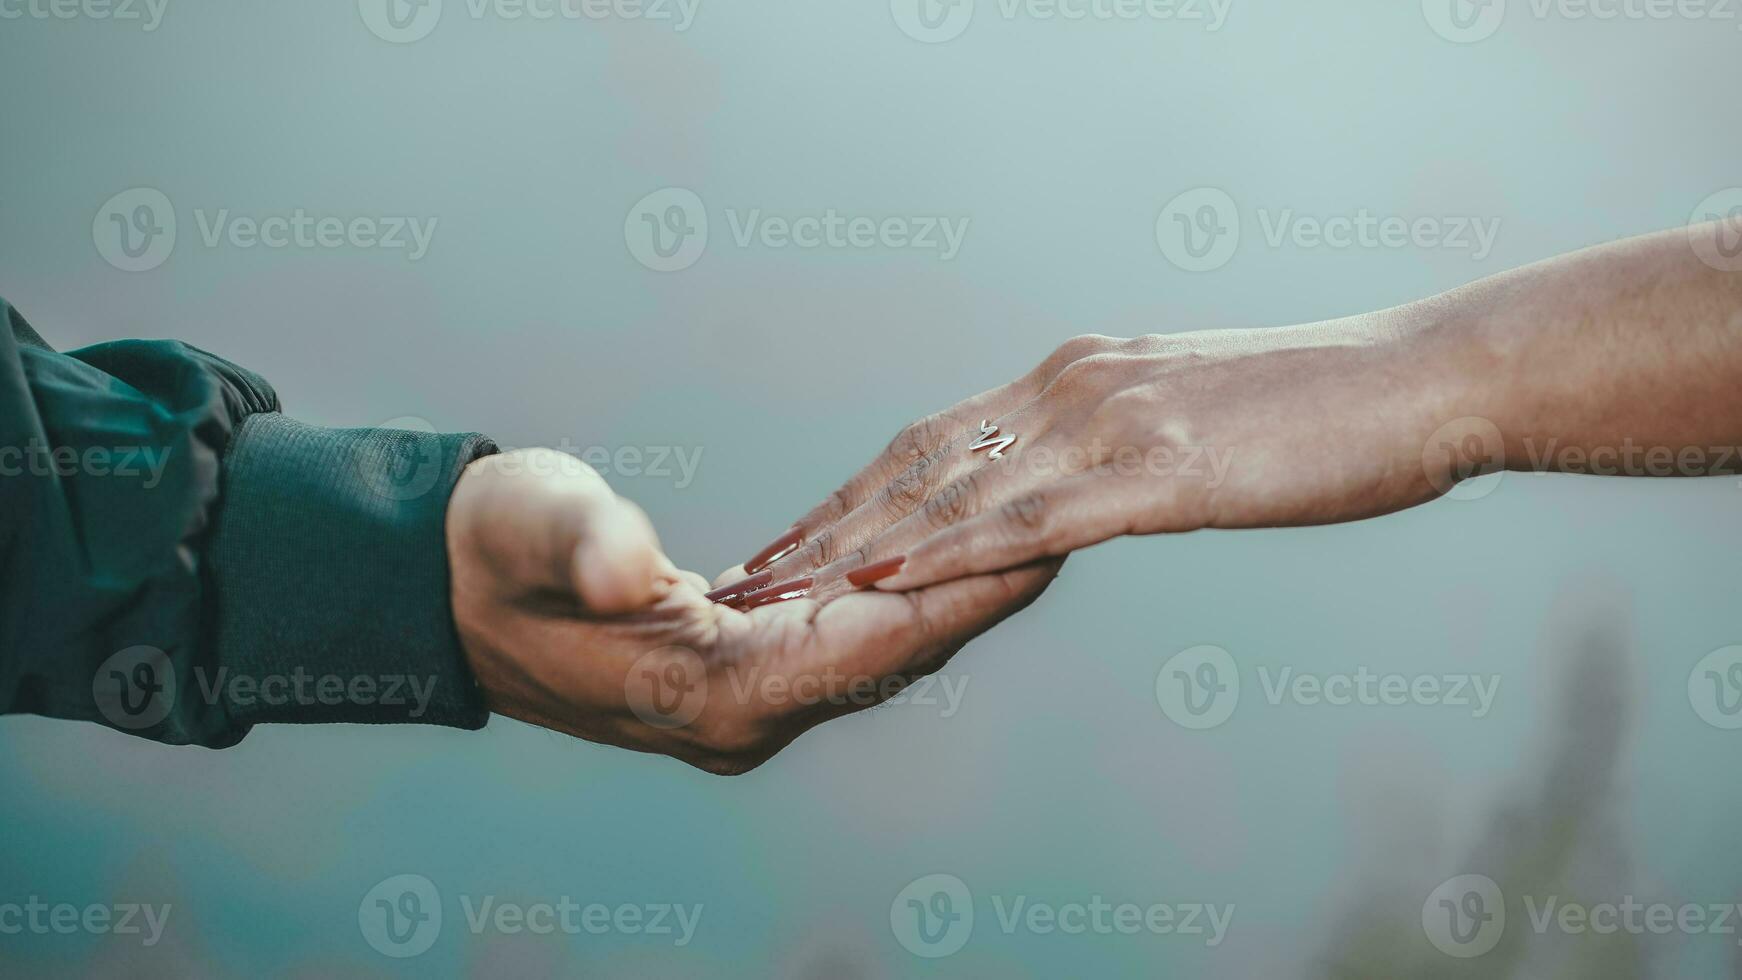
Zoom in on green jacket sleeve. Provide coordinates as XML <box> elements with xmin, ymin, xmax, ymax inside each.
<box><xmin>1</xmin><ymin>296</ymin><xmax>497</xmax><ymax>747</ymax></box>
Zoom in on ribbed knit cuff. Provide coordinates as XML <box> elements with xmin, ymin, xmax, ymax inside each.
<box><xmin>205</xmin><ymin>413</ymin><xmax>497</xmax><ymax>731</ymax></box>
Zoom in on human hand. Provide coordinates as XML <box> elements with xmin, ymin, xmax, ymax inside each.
<box><xmin>716</xmin><ymin>310</ymin><xmax>1469</xmax><ymax>599</ymax></box>
<box><xmin>446</xmin><ymin>448</ymin><xmax>1061</xmax><ymax>774</ymax></box>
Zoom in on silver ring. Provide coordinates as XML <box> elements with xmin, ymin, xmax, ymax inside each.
<box><xmin>969</xmin><ymin>419</ymin><xmax>1016</xmax><ymax>460</ymax></box>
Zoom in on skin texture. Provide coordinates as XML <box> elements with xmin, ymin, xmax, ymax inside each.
<box><xmin>446</xmin><ymin>447</ymin><xmax>1062</xmax><ymax>775</ymax></box>
<box><xmin>449</xmin><ymin>221</ymin><xmax>1738</xmax><ymax>773</ymax></box>
<box><xmin>740</xmin><ymin>222</ymin><xmax>1742</xmax><ymax>597</ymax></box>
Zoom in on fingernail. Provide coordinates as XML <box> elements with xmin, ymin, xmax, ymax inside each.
<box><xmin>704</xmin><ymin>570</ymin><xmax>773</xmax><ymax>605</ymax></box>
<box><xmin>742</xmin><ymin>526</ymin><xmax>802</xmax><ymax>574</ymax></box>
<box><xmin>737</xmin><ymin>576</ymin><xmax>814</xmax><ymax>610</ymax></box>
<box><xmin>846</xmin><ymin>555</ymin><xmax>906</xmax><ymax>588</ymax></box>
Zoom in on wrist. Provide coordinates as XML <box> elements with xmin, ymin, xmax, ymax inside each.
<box><xmin>1371</xmin><ymin>296</ymin><xmax>1516</xmax><ymax>492</ymax></box>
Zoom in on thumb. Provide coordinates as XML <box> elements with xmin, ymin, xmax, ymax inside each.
<box><xmin>466</xmin><ymin>448</ymin><xmax>671</xmax><ymax>615</ymax></box>
<box><xmin>566</xmin><ymin>494</ymin><xmax>670</xmax><ymax>615</ymax></box>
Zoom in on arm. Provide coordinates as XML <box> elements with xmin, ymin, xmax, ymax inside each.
<box><xmin>3</xmin><ymin>297</ymin><xmax>1058</xmax><ymax>771</ymax></box>
<box><xmin>718</xmin><ymin>222</ymin><xmax>1742</xmax><ymax>598</ymax></box>
<box><xmin>1</xmin><ymin>296</ymin><xmax>496</xmax><ymax>745</ymax></box>
<box><xmin>1433</xmin><ymin>223</ymin><xmax>1742</xmax><ymax>477</ymax></box>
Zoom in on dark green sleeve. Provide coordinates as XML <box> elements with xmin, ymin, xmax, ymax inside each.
<box><xmin>1</xmin><ymin>297</ymin><xmax>497</xmax><ymax>747</ymax></box>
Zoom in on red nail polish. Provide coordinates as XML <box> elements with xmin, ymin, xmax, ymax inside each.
<box><xmin>738</xmin><ymin>576</ymin><xmax>814</xmax><ymax>610</ymax></box>
<box><xmin>846</xmin><ymin>556</ymin><xmax>906</xmax><ymax>588</ymax></box>
<box><xmin>704</xmin><ymin>570</ymin><xmax>773</xmax><ymax>605</ymax></box>
<box><xmin>742</xmin><ymin>526</ymin><xmax>802</xmax><ymax>574</ymax></box>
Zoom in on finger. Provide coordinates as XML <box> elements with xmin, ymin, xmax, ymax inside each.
<box><xmin>704</xmin><ymin>563</ymin><xmax>772</xmax><ymax>606</ymax></box>
<box><xmin>740</xmin><ymin>389</ymin><xmax>1028</xmax><ymax>575</ymax></box>
<box><xmin>761</xmin><ymin>402</ymin><xmax>1050</xmax><ymax>584</ymax></box>
<box><xmin>468</xmin><ymin>450</ymin><xmax>673</xmax><ymax>614</ymax></box>
<box><xmin>799</xmin><ymin>456</ymin><xmax>1040</xmax><ymax>600</ymax></box>
<box><xmin>568</xmin><ymin>494</ymin><xmax>670</xmax><ymax>615</ymax></box>
<box><xmin>760</xmin><ymin>432</ymin><xmax>970</xmax><ymax>581</ymax></box>
<box><xmin>793</xmin><ymin>556</ymin><xmax>1064</xmax><ymax>695</ymax></box>
<box><xmin>875</xmin><ymin>473</ymin><xmax>1145</xmax><ymax>591</ymax></box>
<box><xmin>740</xmin><ymin>334</ymin><xmax>1122</xmax><ymax>578</ymax></box>
<box><xmin>739</xmin><ymin>413</ymin><xmax>957</xmax><ymax>573</ymax></box>
<box><xmin>718</xmin><ymin>556</ymin><xmax>1063</xmax><ymax>743</ymax></box>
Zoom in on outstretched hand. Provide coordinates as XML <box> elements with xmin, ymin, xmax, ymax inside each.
<box><xmin>717</xmin><ymin>318</ymin><xmax>1460</xmax><ymax>600</ymax></box>
<box><xmin>446</xmin><ymin>448</ymin><xmax>1061</xmax><ymax>774</ymax></box>
<box><xmin>719</xmin><ymin>224</ymin><xmax>1742</xmax><ymax>603</ymax></box>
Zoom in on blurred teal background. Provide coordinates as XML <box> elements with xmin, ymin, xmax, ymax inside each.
<box><xmin>2</xmin><ymin>1</ymin><xmax>1739</xmax><ymax>976</ymax></box>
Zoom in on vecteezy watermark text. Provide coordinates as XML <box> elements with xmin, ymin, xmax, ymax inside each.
<box><xmin>888</xmin><ymin>874</ymin><xmax>1232</xmax><ymax>958</ymax></box>
<box><xmin>92</xmin><ymin>647</ymin><xmax>445</xmax><ymax>730</ymax></box>
<box><xmin>193</xmin><ymin>667</ymin><xmax>441</xmax><ymax>718</ymax></box>
<box><xmin>0</xmin><ymin>439</ymin><xmax>172</xmax><ymax>488</ymax></box>
<box><xmin>984</xmin><ymin>438</ymin><xmax>1236</xmax><ymax>486</ymax></box>
<box><xmin>1156</xmin><ymin>645</ymin><xmax>1501</xmax><ymax>730</ymax></box>
<box><xmin>490</xmin><ymin>438</ymin><xmax>706</xmax><ymax>489</ymax></box>
<box><xmin>1423</xmin><ymin>873</ymin><xmax>1742</xmax><ymax>959</ymax></box>
<box><xmin>1157</xmin><ymin>188</ymin><xmax>1502</xmax><ymax>272</ymax></box>
<box><xmin>357</xmin><ymin>874</ymin><xmax>701</xmax><ymax>958</ymax></box>
<box><xmin>623</xmin><ymin>647</ymin><xmax>970</xmax><ymax>731</ymax></box>
<box><xmin>1423</xmin><ymin>0</ymin><xmax>1742</xmax><ymax>44</ymax></box>
<box><xmin>625</xmin><ymin>187</ymin><xmax>969</xmax><ymax>272</ymax></box>
<box><xmin>0</xmin><ymin>899</ymin><xmax>171</xmax><ymax>947</ymax></box>
<box><xmin>359</xmin><ymin>0</ymin><xmax>701</xmax><ymax>44</ymax></box>
<box><xmin>0</xmin><ymin>0</ymin><xmax>167</xmax><ymax>29</ymax></box>
<box><xmin>890</xmin><ymin>0</ymin><xmax>1232</xmax><ymax>43</ymax></box>
<box><xmin>94</xmin><ymin>188</ymin><xmax>438</xmax><ymax>272</ymax></box>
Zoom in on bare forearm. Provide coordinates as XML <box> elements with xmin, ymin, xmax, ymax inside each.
<box><xmin>1426</xmin><ymin>224</ymin><xmax>1742</xmax><ymax>475</ymax></box>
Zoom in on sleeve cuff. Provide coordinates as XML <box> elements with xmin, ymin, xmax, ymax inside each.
<box><xmin>205</xmin><ymin>413</ymin><xmax>498</xmax><ymax>732</ymax></box>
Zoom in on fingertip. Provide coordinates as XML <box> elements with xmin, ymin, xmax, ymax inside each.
<box><xmin>872</xmin><ymin>556</ymin><xmax>928</xmax><ymax>591</ymax></box>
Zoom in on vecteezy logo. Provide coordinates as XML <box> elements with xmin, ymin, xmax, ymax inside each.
<box><xmin>1421</xmin><ymin>0</ymin><xmax>1505</xmax><ymax>43</ymax></box>
<box><xmin>890</xmin><ymin>874</ymin><xmax>974</xmax><ymax>958</ymax></box>
<box><xmin>356</xmin><ymin>417</ymin><xmax>445</xmax><ymax>502</ymax></box>
<box><xmin>359</xmin><ymin>874</ymin><xmax>442</xmax><ymax>958</ymax></box>
<box><xmin>1156</xmin><ymin>188</ymin><xmax>1239</xmax><ymax>272</ymax></box>
<box><xmin>358</xmin><ymin>0</ymin><xmax>443</xmax><ymax>43</ymax></box>
<box><xmin>1688</xmin><ymin>189</ymin><xmax>1742</xmax><ymax>273</ymax></box>
<box><xmin>624</xmin><ymin>647</ymin><xmax>708</xmax><ymax>729</ymax></box>
<box><xmin>1421</xmin><ymin>416</ymin><xmax>1506</xmax><ymax>501</ymax></box>
<box><xmin>625</xmin><ymin>187</ymin><xmax>709</xmax><ymax>272</ymax></box>
<box><xmin>92</xmin><ymin>646</ymin><xmax>176</xmax><ymax>730</ymax></box>
<box><xmin>1155</xmin><ymin>644</ymin><xmax>1239</xmax><ymax>730</ymax></box>
<box><xmin>890</xmin><ymin>0</ymin><xmax>974</xmax><ymax>43</ymax></box>
<box><xmin>1422</xmin><ymin>874</ymin><xmax>1505</xmax><ymax>957</ymax></box>
<box><xmin>93</xmin><ymin>188</ymin><xmax>176</xmax><ymax>272</ymax></box>
<box><xmin>1688</xmin><ymin>646</ymin><xmax>1742</xmax><ymax>729</ymax></box>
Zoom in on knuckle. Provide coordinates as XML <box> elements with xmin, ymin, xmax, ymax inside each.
<box><xmin>820</xmin><ymin>486</ymin><xmax>856</xmax><ymax>523</ymax></box>
<box><xmin>1130</xmin><ymin>406</ymin><xmax>1196</xmax><ymax>453</ymax></box>
<box><xmin>921</xmin><ymin>476</ymin><xmax>977</xmax><ymax>529</ymax></box>
<box><xmin>999</xmin><ymin>490</ymin><xmax>1050</xmax><ymax>537</ymax></box>
<box><xmin>1154</xmin><ymin>413</ymin><xmax>1197</xmax><ymax>450</ymax></box>
<box><xmin>887</xmin><ymin>415</ymin><xmax>946</xmax><ymax>469</ymax></box>
<box><xmin>1041</xmin><ymin>334</ymin><xmax>1118</xmax><ymax>374</ymax></box>
<box><xmin>1042</xmin><ymin>352</ymin><xmax>1125</xmax><ymax>399</ymax></box>
<box><xmin>1089</xmin><ymin>384</ymin><xmax>1159</xmax><ymax>430</ymax></box>
<box><xmin>881</xmin><ymin>459</ymin><xmax>934</xmax><ymax>511</ymax></box>
<box><xmin>808</xmin><ymin>528</ymin><xmax>839</xmax><ymax>566</ymax></box>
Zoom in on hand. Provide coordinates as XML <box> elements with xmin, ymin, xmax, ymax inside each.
<box><xmin>726</xmin><ymin>311</ymin><xmax>1466</xmax><ymax>597</ymax></box>
<box><xmin>445</xmin><ymin>448</ymin><xmax>1061</xmax><ymax>774</ymax></box>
